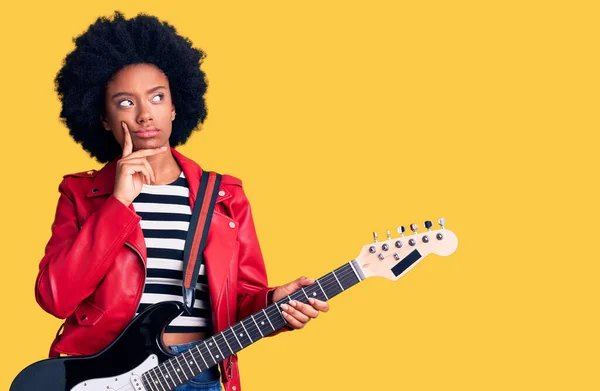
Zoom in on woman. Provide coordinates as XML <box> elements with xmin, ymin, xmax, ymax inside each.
<box><xmin>35</xmin><ymin>11</ymin><xmax>329</xmax><ymax>391</ymax></box>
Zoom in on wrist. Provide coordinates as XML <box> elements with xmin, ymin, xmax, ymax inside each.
<box><xmin>113</xmin><ymin>194</ymin><xmax>131</xmax><ymax>207</ymax></box>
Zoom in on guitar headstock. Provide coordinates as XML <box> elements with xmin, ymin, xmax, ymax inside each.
<box><xmin>355</xmin><ymin>218</ymin><xmax>458</xmax><ymax>280</ymax></box>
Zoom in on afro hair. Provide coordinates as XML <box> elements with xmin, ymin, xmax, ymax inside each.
<box><xmin>55</xmin><ymin>11</ymin><xmax>208</xmax><ymax>163</ymax></box>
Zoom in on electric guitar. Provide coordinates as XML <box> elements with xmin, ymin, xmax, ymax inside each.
<box><xmin>11</xmin><ymin>219</ymin><xmax>458</xmax><ymax>391</ymax></box>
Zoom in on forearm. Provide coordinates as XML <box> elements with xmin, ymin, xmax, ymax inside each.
<box><xmin>35</xmin><ymin>193</ymin><xmax>140</xmax><ymax>318</ymax></box>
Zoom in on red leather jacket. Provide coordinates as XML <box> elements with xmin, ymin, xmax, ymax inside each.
<box><xmin>35</xmin><ymin>147</ymin><xmax>284</xmax><ymax>391</ymax></box>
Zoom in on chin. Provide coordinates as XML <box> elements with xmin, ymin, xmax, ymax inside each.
<box><xmin>136</xmin><ymin>138</ymin><xmax>167</xmax><ymax>148</ymax></box>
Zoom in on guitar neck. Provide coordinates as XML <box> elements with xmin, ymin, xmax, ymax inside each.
<box><xmin>141</xmin><ymin>260</ymin><xmax>365</xmax><ymax>391</ymax></box>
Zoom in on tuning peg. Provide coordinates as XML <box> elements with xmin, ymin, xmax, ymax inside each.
<box><xmin>410</xmin><ymin>223</ymin><xmax>418</xmax><ymax>234</ymax></box>
<box><xmin>386</xmin><ymin>229</ymin><xmax>391</xmax><ymax>240</ymax></box>
<box><xmin>397</xmin><ymin>226</ymin><xmax>405</xmax><ymax>237</ymax></box>
<box><xmin>424</xmin><ymin>220</ymin><xmax>433</xmax><ymax>231</ymax></box>
<box><xmin>373</xmin><ymin>231</ymin><xmax>378</xmax><ymax>243</ymax></box>
<box><xmin>438</xmin><ymin>217</ymin><xmax>445</xmax><ymax>229</ymax></box>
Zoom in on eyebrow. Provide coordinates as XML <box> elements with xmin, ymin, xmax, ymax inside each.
<box><xmin>111</xmin><ymin>85</ymin><xmax>167</xmax><ymax>100</ymax></box>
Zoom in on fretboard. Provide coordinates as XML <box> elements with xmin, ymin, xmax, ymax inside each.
<box><xmin>141</xmin><ymin>260</ymin><xmax>365</xmax><ymax>391</ymax></box>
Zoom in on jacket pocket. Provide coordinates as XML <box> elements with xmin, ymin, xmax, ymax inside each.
<box><xmin>74</xmin><ymin>299</ymin><xmax>105</xmax><ymax>326</ymax></box>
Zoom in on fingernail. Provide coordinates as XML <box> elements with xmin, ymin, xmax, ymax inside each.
<box><xmin>308</xmin><ymin>298</ymin><xmax>315</xmax><ymax>305</ymax></box>
<box><xmin>281</xmin><ymin>304</ymin><xmax>289</xmax><ymax>311</ymax></box>
<box><xmin>290</xmin><ymin>300</ymin><xmax>296</xmax><ymax>307</ymax></box>
<box><xmin>282</xmin><ymin>311</ymin><xmax>288</xmax><ymax>317</ymax></box>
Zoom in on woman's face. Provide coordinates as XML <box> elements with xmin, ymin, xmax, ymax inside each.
<box><xmin>102</xmin><ymin>63</ymin><xmax>175</xmax><ymax>152</ymax></box>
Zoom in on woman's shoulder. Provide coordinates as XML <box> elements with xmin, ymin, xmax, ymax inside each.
<box><xmin>220</xmin><ymin>173</ymin><xmax>242</xmax><ymax>187</ymax></box>
<box><xmin>62</xmin><ymin>169</ymin><xmax>98</xmax><ymax>179</ymax></box>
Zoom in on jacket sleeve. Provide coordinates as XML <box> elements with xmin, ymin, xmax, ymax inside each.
<box><xmin>227</xmin><ymin>183</ymin><xmax>291</xmax><ymax>334</ymax></box>
<box><xmin>35</xmin><ymin>176</ymin><xmax>141</xmax><ymax>319</ymax></box>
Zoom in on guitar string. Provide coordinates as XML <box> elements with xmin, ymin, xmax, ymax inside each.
<box><xmin>148</xmin><ymin>265</ymin><xmax>362</xmax><ymax>388</ymax></box>
<box><xmin>146</xmin><ymin>264</ymin><xmax>363</xmax><ymax>389</ymax></box>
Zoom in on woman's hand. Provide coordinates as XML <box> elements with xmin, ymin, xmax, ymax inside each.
<box><xmin>272</xmin><ymin>276</ymin><xmax>330</xmax><ymax>329</ymax></box>
<box><xmin>113</xmin><ymin>121</ymin><xmax>167</xmax><ymax>206</ymax></box>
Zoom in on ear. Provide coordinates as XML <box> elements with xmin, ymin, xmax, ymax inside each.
<box><xmin>171</xmin><ymin>104</ymin><xmax>176</xmax><ymax>121</ymax></box>
<box><xmin>101</xmin><ymin>114</ymin><xmax>111</xmax><ymax>131</ymax></box>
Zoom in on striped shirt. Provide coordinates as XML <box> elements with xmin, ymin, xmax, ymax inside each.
<box><xmin>132</xmin><ymin>171</ymin><xmax>213</xmax><ymax>333</ymax></box>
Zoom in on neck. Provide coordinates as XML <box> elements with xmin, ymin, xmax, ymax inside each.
<box><xmin>144</xmin><ymin>148</ymin><xmax>181</xmax><ymax>185</ymax></box>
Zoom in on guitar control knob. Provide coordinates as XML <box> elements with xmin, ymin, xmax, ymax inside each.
<box><xmin>424</xmin><ymin>220</ymin><xmax>433</xmax><ymax>231</ymax></box>
<box><xmin>386</xmin><ymin>229</ymin><xmax>391</xmax><ymax>240</ymax></box>
<box><xmin>373</xmin><ymin>232</ymin><xmax>378</xmax><ymax>243</ymax></box>
<box><xmin>438</xmin><ymin>217</ymin><xmax>445</xmax><ymax>229</ymax></box>
<box><xmin>410</xmin><ymin>224</ymin><xmax>418</xmax><ymax>234</ymax></box>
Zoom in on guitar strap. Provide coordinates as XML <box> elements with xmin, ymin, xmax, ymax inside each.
<box><xmin>182</xmin><ymin>170</ymin><xmax>222</xmax><ymax>315</ymax></box>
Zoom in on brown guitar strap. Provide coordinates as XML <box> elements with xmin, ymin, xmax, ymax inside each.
<box><xmin>182</xmin><ymin>171</ymin><xmax>222</xmax><ymax>315</ymax></box>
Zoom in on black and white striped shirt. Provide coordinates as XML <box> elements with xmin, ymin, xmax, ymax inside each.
<box><xmin>133</xmin><ymin>171</ymin><xmax>213</xmax><ymax>333</ymax></box>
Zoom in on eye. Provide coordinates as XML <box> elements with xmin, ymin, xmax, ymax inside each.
<box><xmin>118</xmin><ymin>99</ymin><xmax>133</xmax><ymax>108</ymax></box>
<box><xmin>152</xmin><ymin>93</ymin><xmax>164</xmax><ymax>102</ymax></box>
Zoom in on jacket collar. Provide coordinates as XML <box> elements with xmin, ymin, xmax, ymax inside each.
<box><xmin>87</xmin><ymin>147</ymin><xmax>202</xmax><ymax>207</ymax></box>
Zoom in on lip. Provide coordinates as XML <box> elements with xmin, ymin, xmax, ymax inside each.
<box><xmin>132</xmin><ymin>127</ymin><xmax>159</xmax><ymax>139</ymax></box>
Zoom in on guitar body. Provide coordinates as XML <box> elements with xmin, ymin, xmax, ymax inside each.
<box><xmin>11</xmin><ymin>302</ymin><xmax>183</xmax><ymax>391</ymax></box>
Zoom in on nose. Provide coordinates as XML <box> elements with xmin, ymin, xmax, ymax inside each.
<box><xmin>136</xmin><ymin>103</ymin><xmax>153</xmax><ymax>124</ymax></box>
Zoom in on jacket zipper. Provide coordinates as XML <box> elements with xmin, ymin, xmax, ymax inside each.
<box><xmin>125</xmin><ymin>241</ymin><xmax>147</xmax><ymax>321</ymax></box>
<box><xmin>225</xmin><ymin>279</ymin><xmax>233</xmax><ymax>379</ymax></box>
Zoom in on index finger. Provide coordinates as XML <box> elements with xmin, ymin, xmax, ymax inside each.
<box><xmin>125</xmin><ymin>146</ymin><xmax>168</xmax><ymax>159</ymax></box>
<box><xmin>122</xmin><ymin>121</ymin><xmax>133</xmax><ymax>157</ymax></box>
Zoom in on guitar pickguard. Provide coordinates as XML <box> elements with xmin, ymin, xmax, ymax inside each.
<box><xmin>71</xmin><ymin>354</ymin><xmax>158</xmax><ymax>391</ymax></box>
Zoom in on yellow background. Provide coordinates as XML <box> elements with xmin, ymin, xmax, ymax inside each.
<box><xmin>1</xmin><ymin>1</ymin><xmax>598</xmax><ymax>390</ymax></box>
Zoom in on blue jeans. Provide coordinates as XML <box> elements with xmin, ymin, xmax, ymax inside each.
<box><xmin>170</xmin><ymin>341</ymin><xmax>222</xmax><ymax>391</ymax></box>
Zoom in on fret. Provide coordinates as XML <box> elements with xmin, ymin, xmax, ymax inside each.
<box><xmin>157</xmin><ymin>363</ymin><xmax>176</xmax><ymax>389</ymax></box>
<box><xmin>303</xmin><ymin>282</ymin><xmax>327</xmax><ymax>302</ymax></box>
<box><xmin>218</xmin><ymin>330</ymin><xmax>234</xmax><ymax>356</ymax></box>
<box><xmin>273</xmin><ymin>298</ymin><xmax>284</xmax><ymax>318</ymax></box>
<box><xmin>265</xmin><ymin>305</ymin><xmax>287</xmax><ymax>330</ymax></box>
<box><xmin>251</xmin><ymin>315</ymin><xmax>264</xmax><ymax>337</ymax></box>
<box><xmin>203</xmin><ymin>340</ymin><xmax>217</xmax><ymax>363</ymax></box>
<box><xmin>169</xmin><ymin>359</ymin><xmax>183</xmax><ymax>384</ymax></box>
<box><xmin>253</xmin><ymin>311</ymin><xmax>274</xmax><ymax>336</ymax></box>
<box><xmin>241</xmin><ymin>316</ymin><xmax>263</xmax><ymax>342</ymax></box>
<box><xmin>316</xmin><ymin>279</ymin><xmax>329</xmax><ymax>300</ymax></box>
<box><xmin>239</xmin><ymin>320</ymin><xmax>254</xmax><ymax>343</ymax></box>
<box><xmin>262</xmin><ymin>308</ymin><xmax>275</xmax><ymax>330</ymax></box>
<box><xmin>142</xmin><ymin>374</ymin><xmax>156</xmax><ymax>391</ymax></box>
<box><xmin>334</xmin><ymin>263</ymin><xmax>360</xmax><ymax>291</ymax></box>
<box><xmin>179</xmin><ymin>353</ymin><xmax>194</xmax><ymax>380</ymax></box>
<box><xmin>154</xmin><ymin>368</ymin><xmax>168</xmax><ymax>391</ymax></box>
<box><xmin>148</xmin><ymin>369</ymin><xmax>165</xmax><ymax>391</ymax></box>
<box><xmin>301</xmin><ymin>287</ymin><xmax>310</xmax><ymax>301</ymax></box>
<box><xmin>325</xmin><ymin>273</ymin><xmax>344</xmax><ymax>298</ymax></box>
<box><xmin>229</xmin><ymin>326</ymin><xmax>243</xmax><ymax>350</ymax></box>
<box><xmin>210</xmin><ymin>337</ymin><xmax>225</xmax><ymax>360</ymax></box>
<box><xmin>232</xmin><ymin>322</ymin><xmax>253</xmax><ymax>347</ymax></box>
<box><xmin>213</xmin><ymin>334</ymin><xmax>231</xmax><ymax>358</ymax></box>
<box><xmin>175</xmin><ymin>355</ymin><xmax>192</xmax><ymax>381</ymax></box>
<box><xmin>332</xmin><ymin>270</ymin><xmax>344</xmax><ymax>291</ymax></box>
<box><xmin>192</xmin><ymin>345</ymin><xmax>208</xmax><ymax>369</ymax></box>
